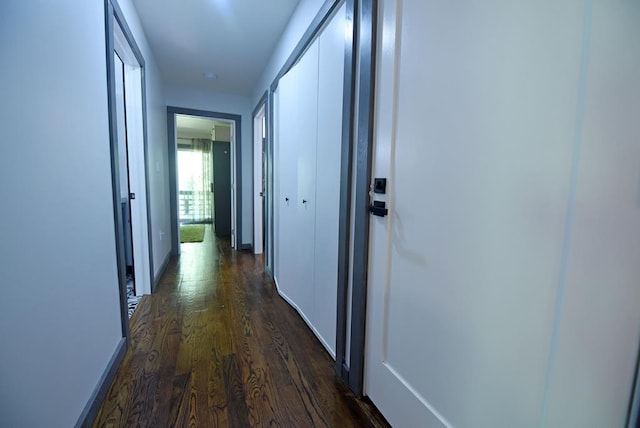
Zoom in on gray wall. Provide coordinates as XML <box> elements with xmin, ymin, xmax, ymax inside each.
<box><xmin>0</xmin><ymin>0</ymin><xmax>170</xmax><ymax>426</ymax></box>
<box><xmin>0</xmin><ymin>1</ymin><xmax>122</xmax><ymax>426</ymax></box>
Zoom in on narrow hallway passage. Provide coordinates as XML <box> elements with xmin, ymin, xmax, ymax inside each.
<box><xmin>94</xmin><ymin>225</ymin><xmax>387</xmax><ymax>427</ymax></box>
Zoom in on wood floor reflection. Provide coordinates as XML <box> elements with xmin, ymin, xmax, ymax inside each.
<box><xmin>93</xmin><ymin>225</ymin><xmax>387</xmax><ymax>427</ymax></box>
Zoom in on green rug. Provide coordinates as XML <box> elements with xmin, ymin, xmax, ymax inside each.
<box><xmin>180</xmin><ymin>224</ymin><xmax>206</xmax><ymax>243</ymax></box>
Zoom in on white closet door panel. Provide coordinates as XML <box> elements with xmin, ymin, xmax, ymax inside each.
<box><xmin>293</xmin><ymin>40</ymin><xmax>320</xmax><ymax>322</ymax></box>
<box><xmin>313</xmin><ymin>3</ymin><xmax>347</xmax><ymax>357</ymax></box>
<box><xmin>274</xmin><ymin>69</ymin><xmax>300</xmax><ymax>306</ymax></box>
<box><xmin>544</xmin><ymin>1</ymin><xmax>640</xmax><ymax>426</ymax></box>
<box><xmin>273</xmin><ymin>88</ymin><xmax>282</xmax><ymax>286</ymax></box>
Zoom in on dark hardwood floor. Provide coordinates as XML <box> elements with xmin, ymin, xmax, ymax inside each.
<box><xmin>93</xmin><ymin>225</ymin><xmax>388</xmax><ymax>427</ymax></box>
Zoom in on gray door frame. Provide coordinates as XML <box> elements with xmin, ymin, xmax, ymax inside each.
<box><xmin>267</xmin><ymin>0</ymin><xmax>376</xmax><ymax>396</ymax></box>
<box><xmin>167</xmin><ymin>107</ymin><xmax>243</xmax><ymax>254</ymax></box>
<box><xmin>105</xmin><ymin>0</ymin><xmax>155</xmax><ymax>338</ymax></box>
<box><xmin>346</xmin><ymin>0</ymin><xmax>377</xmax><ymax>397</ymax></box>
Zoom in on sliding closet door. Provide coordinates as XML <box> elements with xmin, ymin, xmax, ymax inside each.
<box><xmin>313</xmin><ymin>3</ymin><xmax>347</xmax><ymax>356</ymax></box>
<box><xmin>274</xmin><ymin>71</ymin><xmax>299</xmax><ymax>305</ymax></box>
<box><xmin>273</xmin><ymin>7</ymin><xmax>347</xmax><ymax>359</ymax></box>
<box><xmin>293</xmin><ymin>40</ymin><xmax>320</xmax><ymax>321</ymax></box>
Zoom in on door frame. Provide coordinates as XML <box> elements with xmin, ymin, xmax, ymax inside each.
<box><xmin>167</xmin><ymin>107</ymin><xmax>243</xmax><ymax>254</ymax></box>
<box><xmin>346</xmin><ymin>0</ymin><xmax>377</xmax><ymax>396</ymax></box>
<box><xmin>112</xmin><ymin>19</ymin><xmax>153</xmax><ymax>298</ymax></box>
<box><xmin>83</xmin><ymin>1</ymin><xmax>154</xmax><ymax>424</ymax></box>
<box><xmin>252</xmin><ymin>93</ymin><xmax>268</xmax><ymax>256</ymax></box>
<box><xmin>104</xmin><ymin>0</ymin><xmax>155</xmax><ymax>336</ymax></box>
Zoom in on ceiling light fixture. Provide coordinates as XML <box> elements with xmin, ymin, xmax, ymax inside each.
<box><xmin>202</xmin><ymin>71</ymin><xmax>218</xmax><ymax>79</ymax></box>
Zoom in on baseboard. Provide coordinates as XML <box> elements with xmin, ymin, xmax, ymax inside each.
<box><xmin>239</xmin><ymin>243</ymin><xmax>253</xmax><ymax>252</ymax></box>
<box><xmin>75</xmin><ymin>337</ymin><xmax>127</xmax><ymax>428</ymax></box>
<box><xmin>153</xmin><ymin>251</ymin><xmax>172</xmax><ymax>292</ymax></box>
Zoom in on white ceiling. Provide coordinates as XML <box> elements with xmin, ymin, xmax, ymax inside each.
<box><xmin>131</xmin><ymin>0</ymin><xmax>301</xmax><ymax>94</ymax></box>
<box><xmin>176</xmin><ymin>114</ymin><xmax>229</xmax><ymax>139</ymax></box>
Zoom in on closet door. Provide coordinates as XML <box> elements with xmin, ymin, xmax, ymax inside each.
<box><xmin>274</xmin><ymin>69</ymin><xmax>299</xmax><ymax>305</ymax></box>
<box><xmin>292</xmin><ymin>40</ymin><xmax>320</xmax><ymax>322</ymax></box>
<box><xmin>313</xmin><ymin>3</ymin><xmax>346</xmax><ymax>357</ymax></box>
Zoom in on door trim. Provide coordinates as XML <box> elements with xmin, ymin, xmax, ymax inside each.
<box><xmin>105</xmin><ymin>0</ymin><xmax>155</xmax><ymax>298</ymax></box>
<box><xmin>105</xmin><ymin>0</ymin><xmax>155</xmax><ymax>339</ymax></box>
<box><xmin>104</xmin><ymin>0</ymin><xmax>130</xmax><ymax>341</ymax></box>
<box><xmin>347</xmin><ymin>0</ymin><xmax>377</xmax><ymax>396</ymax></box>
<box><xmin>335</xmin><ymin>0</ymin><xmax>357</xmax><ymax>383</ymax></box>
<box><xmin>167</xmin><ymin>106</ymin><xmax>243</xmax><ymax>254</ymax></box>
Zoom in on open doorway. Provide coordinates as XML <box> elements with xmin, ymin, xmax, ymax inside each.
<box><xmin>167</xmin><ymin>107</ymin><xmax>243</xmax><ymax>256</ymax></box>
<box><xmin>108</xmin><ymin>13</ymin><xmax>153</xmax><ymax>321</ymax></box>
<box><xmin>176</xmin><ymin>115</ymin><xmax>234</xmax><ymax>243</ymax></box>
<box><xmin>253</xmin><ymin>97</ymin><xmax>267</xmax><ymax>255</ymax></box>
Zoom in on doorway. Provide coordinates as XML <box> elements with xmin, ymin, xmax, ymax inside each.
<box><xmin>108</xmin><ymin>11</ymin><xmax>153</xmax><ymax>321</ymax></box>
<box><xmin>175</xmin><ymin>114</ymin><xmax>234</xmax><ymax>240</ymax></box>
<box><xmin>253</xmin><ymin>97</ymin><xmax>267</xmax><ymax>254</ymax></box>
<box><xmin>167</xmin><ymin>107</ymin><xmax>243</xmax><ymax>255</ymax></box>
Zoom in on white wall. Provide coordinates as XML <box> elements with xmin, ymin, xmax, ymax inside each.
<box><xmin>0</xmin><ymin>1</ymin><xmax>123</xmax><ymax>426</ymax></box>
<box><xmin>165</xmin><ymin>84</ymin><xmax>253</xmax><ymax>247</ymax></box>
<box><xmin>251</xmin><ymin>0</ymin><xmax>325</xmax><ymax>106</ymax></box>
<box><xmin>117</xmin><ymin>0</ymin><xmax>171</xmax><ymax>278</ymax></box>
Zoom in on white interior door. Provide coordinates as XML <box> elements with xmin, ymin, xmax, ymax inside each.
<box><xmin>124</xmin><ymin>64</ymin><xmax>151</xmax><ymax>297</ymax></box>
<box><xmin>292</xmin><ymin>39</ymin><xmax>320</xmax><ymax>323</ymax></box>
<box><xmin>313</xmin><ymin>3</ymin><xmax>346</xmax><ymax>357</ymax></box>
<box><xmin>273</xmin><ymin>7</ymin><xmax>346</xmax><ymax>358</ymax></box>
<box><xmin>274</xmin><ymin>40</ymin><xmax>320</xmax><ymax>321</ymax></box>
<box><xmin>114</xmin><ymin>22</ymin><xmax>151</xmax><ymax>297</ymax></box>
<box><xmin>365</xmin><ymin>0</ymin><xmax>640</xmax><ymax>427</ymax></box>
<box><xmin>274</xmin><ymin>66</ymin><xmax>300</xmax><ymax>308</ymax></box>
<box><xmin>253</xmin><ymin>106</ymin><xmax>265</xmax><ymax>254</ymax></box>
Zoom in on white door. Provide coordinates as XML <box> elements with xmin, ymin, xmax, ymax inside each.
<box><xmin>365</xmin><ymin>0</ymin><xmax>640</xmax><ymax>427</ymax></box>
<box><xmin>114</xmin><ymin>22</ymin><xmax>151</xmax><ymax>296</ymax></box>
<box><xmin>274</xmin><ymin>40</ymin><xmax>320</xmax><ymax>321</ymax></box>
<box><xmin>274</xmin><ymin>65</ymin><xmax>300</xmax><ymax>308</ymax></box>
<box><xmin>253</xmin><ymin>106</ymin><xmax>265</xmax><ymax>254</ymax></box>
<box><xmin>293</xmin><ymin>39</ymin><xmax>320</xmax><ymax>322</ymax></box>
<box><xmin>273</xmin><ymin>6</ymin><xmax>346</xmax><ymax>357</ymax></box>
<box><xmin>313</xmin><ymin>3</ymin><xmax>347</xmax><ymax>357</ymax></box>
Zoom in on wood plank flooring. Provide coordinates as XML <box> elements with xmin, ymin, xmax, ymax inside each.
<box><xmin>93</xmin><ymin>226</ymin><xmax>388</xmax><ymax>427</ymax></box>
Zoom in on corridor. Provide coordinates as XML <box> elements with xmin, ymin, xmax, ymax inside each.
<box><xmin>93</xmin><ymin>226</ymin><xmax>387</xmax><ymax>427</ymax></box>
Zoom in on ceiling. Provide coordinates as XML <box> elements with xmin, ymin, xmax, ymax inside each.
<box><xmin>176</xmin><ymin>114</ymin><xmax>229</xmax><ymax>139</ymax></box>
<box><xmin>131</xmin><ymin>0</ymin><xmax>301</xmax><ymax>94</ymax></box>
